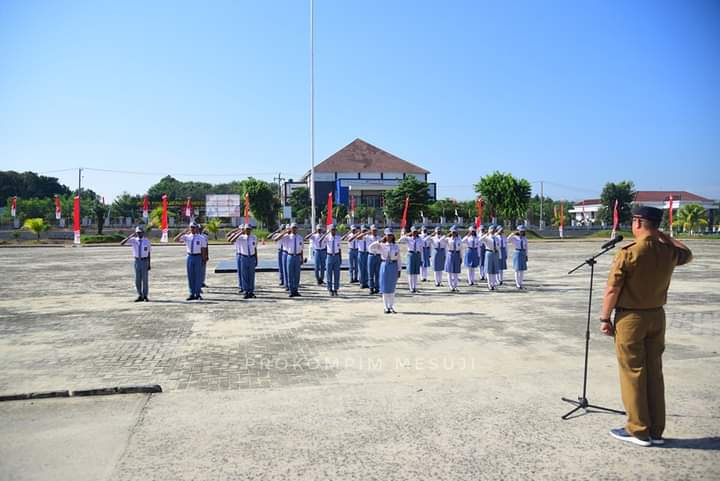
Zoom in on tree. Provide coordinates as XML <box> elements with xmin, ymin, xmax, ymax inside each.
<box><xmin>474</xmin><ymin>172</ymin><xmax>531</xmax><ymax>226</ymax></box>
<box><xmin>382</xmin><ymin>177</ymin><xmax>431</xmax><ymax>225</ymax></box>
<box><xmin>674</xmin><ymin>204</ymin><xmax>708</xmax><ymax>235</ymax></box>
<box><xmin>93</xmin><ymin>201</ymin><xmax>109</xmax><ymax>234</ymax></box>
<box><xmin>146</xmin><ymin>175</ymin><xmax>214</xmax><ymax>200</ymax></box>
<box><xmin>528</xmin><ymin>195</ymin><xmax>555</xmax><ymax>227</ymax></box>
<box><xmin>111</xmin><ymin>192</ymin><xmax>143</xmax><ymax>220</ymax></box>
<box><xmin>551</xmin><ymin>200</ymin><xmax>572</xmax><ymax>227</ymax></box>
<box><xmin>149</xmin><ymin>206</ymin><xmax>177</xmax><ymax>229</ymax></box>
<box><xmin>427</xmin><ymin>198</ymin><xmax>457</xmax><ymax>223</ymax></box>
<box><xmin>23</xmin><ymin>218</ymin><xmax>48</xmax><ymax>241</ymax></box>
<box><xmin>205</xmin><ymin>218</ymin><xmax>221</xmax><ymax>240</ymax></box>
<box><xmin>288</xmin><ymin>187</ymin><xmax>311</xmax><ymax>222</ymax></box>
<box><xmin>0</xmin><ymin>171</ymin><xmax>70</xmax><ymax>206</ymax></box>
<box><xmin>600</xmin><ymin>181</ymin><xmax>636</xmax><ymax>226</ymax></box>
<box><xmin>321</xmin><ymin>202</ymin><xmax>348</xmax><ymax>225</ymax></box>
<box><xmin>240</xmin><ymin>178</ymin><xmax>281</xmax><ymax>229</ymax></box>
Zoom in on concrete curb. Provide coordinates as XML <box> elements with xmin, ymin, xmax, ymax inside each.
<box><xmin>0</xmin><ymin>384</ymin><xmax>162</xmax><ymax>402</ymax></box>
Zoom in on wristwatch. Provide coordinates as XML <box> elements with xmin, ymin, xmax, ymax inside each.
<box><xmin>599</xmin><ymin>319</ymin><xmax>611</xmax><ymax>323</ymax></box>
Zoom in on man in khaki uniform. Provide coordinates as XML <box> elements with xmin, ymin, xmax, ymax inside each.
<box><xmin>599</xmin><ymin>206</ymin><xmax>692</xmax><ymax>447</ymax></box>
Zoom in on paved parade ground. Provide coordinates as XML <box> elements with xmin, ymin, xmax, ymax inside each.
<box><xmin>1</xmin><ymin>240</ymin><xmax>719</xmax><ymax>480</ymax></box>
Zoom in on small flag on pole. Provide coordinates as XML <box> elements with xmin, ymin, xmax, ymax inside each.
<box><xmin>73</xmin><ymin>195</ymin><xmax>81</xmax><ymax>244</ymax></box>
<box><xmin>55</xmin><ymin>195</ymin><xmax>62</xmax><ymax>220</ymax></box>
<box><xmin>668</xmin><ymin>195</ymin><xmax>674</xmax><ymax>237</ymax></box>
<box><xmin>185</xmin><ymin>197</ymin><xmax>193</xmax><ymax>219</ymax></box>
<box><xmin>161</xmin><ymin>194</ymin><xmax>168</xmax><ymax>243</ymax></box>
<box><xmin>350</xmin><ymin>195</ymin><xmax>356</xmax><ymax>218</ymax></box>
<box><xmin>611</xmin><ymin>199</ymin><xmax>619</xmax><ymax>239</ymax></box>
<box><xmin>475</xmin><ymin>198</ymin><xmax>483</xmax><ymax>228</ymax></box>
<box><xmin>400</xmin><ymin>195</ymin><xmax>409</xmax><ymax>230</ymax></box>
<box><xmin>142</xmin><ymin>195</ymin><xmax>149</xmax><ymax>220</ymax></box>
<box><xmin>244</xmin><ymin>192</ymin><xmax>250</xmax><ymax>225</ymax></box>
<box><xmin>559</xmin><ymin>202</ymin><xmax>564</xmax><ymax>239</ymax></box>
<box><xmin>10</xmin><ymin>196</ymin><xmax>16</xmax><ymax>218</ymax></box>
<box><xmin>326</xmin><ymin>192</ymin><xmax>333</xmax><ymax>226</ymax></box>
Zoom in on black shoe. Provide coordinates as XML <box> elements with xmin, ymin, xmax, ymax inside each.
<box><xmin>202</xmin><ymin>283</ymin><xmax>208</xmax><ymax>288</ymax></box>
<box><xmin>249</xmin><ymin>293</ymin><xmax>256</xmax><ymax>298</ymax></box>
<box><xmin>435</xmin><ymin>283</ymin><xmax>440</xmax><ymax>287</ymax></box>
<box><xmin>279</xmin><ymin>283</ymin><xmax>284</xmax><ymax>287</ymax></box>
<box><xmin>143</xmin><ymin>297</ymin><xmax>149</xmax><ymax>302</ymax></box>
<box><xmin>390</xmin><ymin>308</ymin><xmax>397</xmax><ymax>314</ymax></box>
<box><xmin>361</xmin><ymin>284</ymin><xmax>369</xmax><ymax>289</ymax></box>
<box><xmin>186</xmin><ymin>296</ymin><xmax>195</xmax><ymax>301</ymax></box>
<box><xmin>134</xmin><ymin>296</ymin><xmax>143</xmax><ymax>302</ymax></box>
<box><xmin>243</xmin><ymin>292</ymin><xmax>250</xmax><ymax>299</ymax></box>
<box><xmin>384</xmin><ymin>309</ymin><xmax>391</xmax><ymax>314</ymax></box>
<box><xmin>196</xmin><ymin>295</ymin><xmax>203</xmax><ymax>300</ymax></box>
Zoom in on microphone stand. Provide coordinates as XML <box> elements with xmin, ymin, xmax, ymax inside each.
<box><xmin>561</xmin><ymin>243</ymin><xmax>626</xmax><ymax>420</ymax></box>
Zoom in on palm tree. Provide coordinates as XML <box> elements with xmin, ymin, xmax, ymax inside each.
<box><xmin>205</xmin><ymin>218</ymin><xmax>221</xmax><ymax>240</ymax></box>
<box><xmin>23</xmin><ymin>218</ymin><xmax>49</xmax><ymax>241</ymax></box>
<box><xmin>674</xmin><ymin>204</ymin><xmax>708</xmax><ymax>235</ymax></box>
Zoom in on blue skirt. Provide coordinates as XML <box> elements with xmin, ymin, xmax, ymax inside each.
<box><xmin>479</xmin><ymin>245</ymin><xmax>486</xmax><ymax>266</ymax></box>
<box><xmin>407</xmin><ymin>251</ymin><xmax>421</xmax><ymax>275</ymax></box>
<box><xmin>433</xmin><ymin>248</ymin><xmax>446</xmax><ymax>271</ymax></box>
<box><xmin>422</xmin><ymin>246</ymin><xmax>431</xmax><ymax>267</ymax></box>
<box><xmin>500</xmin><ymin>246</ymin><xmax>508</xmax><ymax>270</ymax></box>
<box><xmin>445</xmin><ymin>250</ymin><xmax>462</xmax><ymax>273</ymax></box>
<box><xmin>485</xmin><ymin>251</ymin><xmax>499</xmax><ymax>274</ymax></box>
<box><xmin>464</xmin><ymin>247</ymin><xmax>480</xmax><ymax>268</ymax></box>
<box><xmin>380</xmin><ymin>261</ymin><xmax>398</xmax><ymax>293</ymax></box>
<box><xmin>513</xmin><ymin>250</ymin><xmax>528</xmax><ymax>271</ymax></box>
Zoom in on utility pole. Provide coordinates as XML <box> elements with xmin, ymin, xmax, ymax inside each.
<box><xmin>274</xmin><ymin>172</ymin><xmax>286</xmax><ymax>204</ymax></box>
<box><xmin>309</xmin><ymin>0</ymin><xmax>316</xmax><ymax>231</ymax></box>
<box><xmin>77</xmin><ymin>167</ymin><xmax>83</xmax><ymax>197</ymax></box>
<box><xmin>539</xmin><ymin>180</ymin><xmax>544</xmax><ymax>230</ymax></box>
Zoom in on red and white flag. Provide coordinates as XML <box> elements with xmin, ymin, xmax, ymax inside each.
<box><xmin>55</xmin><ymin>195</ymin><xmax>62</xmax><ymax>220</ymax></box>
<box><xmin>559</xmin><ymin>202</ymin><xmax>564</xmax><ymax>239</ymax></box>
<box><xmin>161</xmin><ymin>194</ymin><xmax>169</xmax><ymax>243</ymax></box>
<box><xmin>184</xmin><ymin>197</ymin><xmax>193</xmax><ymax>218</ymax></box>
<box><xmin>400</xmin><ymin>195</ymin><xmax>409</xmax><ymax>230</ymax></box>
<box><xmin>475</xmin><ymin>197</ymin><xmax>483</xmax><ymax>228</ymax></box>
<box><xmin>350</xmin><ymin>195</ymin><xmax>356</xmax><ymax>218</ymax></box>
<box><xmin>142</xmin><ymin>195</ymin><xmax>149</xmax><ymax>220</ymax></box>
<box><xmin>668</xmin><ymin>195</ymin><xmax>674</xmax><ymax>237</ymax></box>
<box><xmin>73</xmin><ymin>195</ymin><xmax>81</xmax><ymax>244</ymax></box>
<box><xmin>611</xmin><ymin>199</ymin><xmax>619</xmax><ymax>239</ymax></box>
<box><xmin>326</xmin><ymin>192</ymin><xmax>333</xmax><ymax>226</ymax></box>
<box><xmin>10</xmin><ymin>196</ymin><xmax>17</xmax><ymax>218</ymax></box>
<box><xmin>244</xmin><ymin>192</ymin><xmax>250</xmax><ymax>225</ymax></box>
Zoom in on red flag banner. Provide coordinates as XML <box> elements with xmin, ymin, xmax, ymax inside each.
<box><xmin>55</xmin><ymin>195</ymin><xmax>62</xmax><ymax>220</ymax></box>
<box><xmin>142</xmin><ymin>195</ymin><xmax>149</xmax><ymax>220</ymax></box>
<box><xmin>244</xmin><ymin>192</ymin><xmax>250</xmax><ymax>225</ymax></box>
<box><xmin>185</xmin><ymin>197</ymin><xmax>193</xmax><ymax>218</ymax></box>
<box><xmin>11</xmin><ymin>196</ymin><xmax>17</xmax><ymax>217</ymax></box>
<box><xmin>612</xmin><ymin>199</ymin><xmax>619</xmax><ymax>230</ymax></box>
<box><xmin>326</xmin><ymin>192</ymin><xmax>333</xmax><ymax>226</ymax></box>
<box><xmin>668</xmin><ymin>195</ymin><xmax>673</xmax><ymax>236</ymax></box>
<box><xmin>350</xmin><ymin>195</ymin><xmax>356</xmax><ymax>218</ymax></box>
<box><xmin>558</xmin><ymin>202</ymin><xmax>564</xmax><ymax>239</ymax></box>
<box><xmin>161</xmin><ymin>194</ymin><xmax>168</xmax><ymax>243</ymax></box>
<box><xmin>475</xmin><ymin>198</ymin><xmax>484</xmax><ymax>228</ymax></box>
<box><xmin>400</xmin><ymin>195</ymin><xmax>409</xmax><ymax>229</ymax></box>
<box><xmin>73</xmin><ymin>195</ymin><xmax>81</xmax><ymax>244</ymax></box>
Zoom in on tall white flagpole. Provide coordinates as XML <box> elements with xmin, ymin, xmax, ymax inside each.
<box><xmin>309</xmin><ymin>0</ymin><xmax>316</xmax><ymax>233</ymax></box>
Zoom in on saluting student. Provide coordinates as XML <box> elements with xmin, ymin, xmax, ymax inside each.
<box><xmin>238</xmin><ymin>223</ymin><xmax>258</xmax><ymax>299</ymax></box>
<box><xmin>497</xmin><ymin>226</ymin><xmax>508</xmax><ymax>285</ymax></box>
<box><xmin>270</xmin><ymin>224</ymin><xmax>288</xmax><ymax>289</ymax></box>
<box><xmin>398</xmin><ymin>225</ymin><xmax>423</xmax><ymax>293</ymax></box>
<box><xmin>480</xmin><ymin>225</ymin><xmax>500</xmax><ymax>291</ymax></box>
<box><xmin>420</xmin><ymin>226</ymin><xmax>432</xmax><ymax>282</ymax></box>
<box><xmin>348</xmin><ymin>225</ymin><xmax>370</xmax><ymax>288</ymax></box>
<box><xmin>120</xmin><ymin>226</ymin><xmax>152</xmax><ymax>302</ymax></box>
<box><xmin>324</xmin><ymin>224</ymin><xmax>342</xmax><ymax>296</ymax></box>
<box><xmin>306</xmin><ymin>224</ymin><xmax>327</xmax><ymax>285</ymax></box>
<box><xmin>276</xmin><ymin>223</ymin><xmax>304</xmax><ymax>297</ymax></box>
<box><xmin>368</xmin><ymin>228</ymin><xmax>400</xmax><ymax>314</ymax></box>
<box><xmin>478</xmin><ymin>225</ymin><xmax>487</xmax><ymax>281</ymax></box>
<box><xmin>507</xmin><ymin>225</ymin><xmax>528</xmax><ymax>289</ymax></box>
<box><xmin>199</xmin><ymin>224</ymin><xmax>209</xmax><ymax>290</ymax></box>
<box><xmin>365</xmin><ymin>225</ymin><xmax>381</xmax><ymax>294</ymax></box>
<box><xmin>430</xmin><ymin>226</ymin><xmax>447</xmax><ymax>286</ymax></box>
<box><xmin>344</xmin><ymin>225</ymin><xmax>360</xmax><ymax>283</ymax></box>
<box><xmin>445</xmin><ymin>225</ymin><xmax>463</xmax><ymax>292</ymax></box>
<box><xmin>462</xmin><ymin>226</ymin><xmax>481</xmax><ymax>286</ymax></box>
<box><xmin>174</xmin><ymin>222</ymin><xmax>208</xmax><ymax>301</ymax></box>
<box><xmin>227</xmin><ymin>223</ymin><xmax>246</xmax><ymax>293</ymax></box>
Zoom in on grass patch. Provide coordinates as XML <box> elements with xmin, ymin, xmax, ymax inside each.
<box><xmin>81</xmin><ymin>234</ymin><xmax>126</xmax><ymax>244</ymax></box>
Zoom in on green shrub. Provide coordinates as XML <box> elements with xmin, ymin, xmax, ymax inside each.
<box><xmin>81</xmin><ymin>234</ymin><xmax>126</xmax><ymax>244</ymax></box>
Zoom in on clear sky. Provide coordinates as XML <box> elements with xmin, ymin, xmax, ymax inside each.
<box><xmin>1</xmin><ymin>0</ymin><xmax>718</xmax><ymax>202</ymax></box>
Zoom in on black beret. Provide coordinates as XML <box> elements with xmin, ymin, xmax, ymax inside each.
<box><xmin>632</xmin><ymin>206</ymin><xmax>663</xmax><ymax>223</ymax></box>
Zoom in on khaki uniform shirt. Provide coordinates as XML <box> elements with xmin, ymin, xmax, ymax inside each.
<box><xmin>608</xmin><ymin>234</ymin><xmax>692</xmax><ymax>309</ymax></box>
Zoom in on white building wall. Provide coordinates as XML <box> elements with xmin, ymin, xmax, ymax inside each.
<box><xmin>359</xmin><ymin>172</ymin><xmax>382</xmax><ymax>179</ymax></box>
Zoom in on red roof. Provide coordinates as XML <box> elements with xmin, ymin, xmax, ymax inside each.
<box><xmin>634</xmin><ymin>191</ymin><xmax>712</xmax><ymax>202</ymax></box>
<box><xmin>314</xmin><ymin>139</ymin><xmax>429</xmax><ymax>174</ymax></box>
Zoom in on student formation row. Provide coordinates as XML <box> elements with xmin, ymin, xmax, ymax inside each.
<box><xmin>120</xmin><ymin>221</ymin><xmax>530</xmax><ymax>312</ymax></box>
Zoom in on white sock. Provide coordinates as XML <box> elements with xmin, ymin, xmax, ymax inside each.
<box><xmin>499</xmin><ymin>270</ymin><xmax>504</xmax><ymax>282</ymax></box>
<box><xmin>382</xmin><ymin>294</ymin><xmax>390</xmax><ymax>310</ymax></box>
<box><xmin>468</xmin><ymin>269</ymin><xmax>475</xmax><ymax>284</ymax></box>
<box><xmin>421</xmin><ymin>267</ymin><xmax>427</xmax><ymax>280</ymax></box>
<box><xmin>388</xmin><ymin>293</ymin><xmax>395</xmax><ymax>309</ymax></box>
<box><xmin>435</xmin><ymin>271</ymin><xmax>442</xmax><ymax>284</ymax></box>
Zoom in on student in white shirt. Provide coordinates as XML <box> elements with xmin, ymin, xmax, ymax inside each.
<box><xmin>430</xmin><ymin>226</ymin><xmax>448</xmax><ymax>287</ymax></box>
<box><xmin>324</xmin><ymin>224</ymin><xmax>342</xmax><ymax>296</ymax></box>
<box><xmin>462</xmin><ymin>226</ymin><xmax>481</xmax><ymax>286</ymax></box>
<box><xmin>368</xmin><ymin>228</ymin><xmax>400</xmax><ymax>314</ymax></box>
<box><xmin>398</xmin><ymin>225</ymin><xmax>424</xmax><ymax>293</ymax></box>
<box><xmin>120</xmin><ymin>226</ymin><xmax>152</xmax><ymax>302</ymax></box>
<box><xmin>507</xmin><ymin>225</ymin><xmax>529</xmax><ymax>289</ymax></box>
<box><xmin>174</xmin><ymin>222</ymin><xmax>208</xmax><ymax>300</ymax></box>
<box><xmin>306</xmin><ymin>224</ymin><xmax>327</xmax><ymax>285</ymax></box>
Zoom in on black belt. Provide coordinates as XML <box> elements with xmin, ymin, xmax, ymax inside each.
<box><xmin>315</xmin><ymin>248</ymin><xmax>327</xmax><ymax>251</ymax></box>
<box><xmin>328</xmin><ymin>252</ymin><xmax>341</xmax><ymax>256</ymax></box>
<box><xmin>239</xmin><ymin>254</ymin><xmax>255</xmax><ymax>257</ymax></box>
<box><xmin>350</xmin><ymin>247</ymin><xmax>358</xmax><ymax>251</ymax></box>
<box><xmin>408</xmin><ymin>251</ymin><xmax>420</xmax><ymax>254</ymax></box>
<box><xmin>516</xmin><ymin>249</ymin><xmax>526</xmax><ymax>251</ymax></box>
<box><xmin>288</xmin><ymin>253</ymin><xmax>302</xmax><ymax>256</ymax></box>
<box><xmin>188</xmin><ymin>253</ymin><xmax>201</xmax><ymax>256</ymax></box>
<box><xmin>371</xmin><ymin>253</ymin><xmax>381</xmax><ymax>256</ymax></box>
<box><xmin>383</xmin><ymin>260</ymin><xmax>397</xmax><ymax>263</ymax></box>
<box><xmin>134</xmin><ymin>257</ymin><xmax>149</xmax><ymax>260</ymax></box>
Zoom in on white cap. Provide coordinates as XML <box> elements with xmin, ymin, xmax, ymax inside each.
<box><xmin>518</xmin><ymin>225</ymin><xmax>526</xmax><ymax>232</ymax></box>
<box><xmin>469</xmin><ymin>225</ymin><xmax>476</xmax><ymax>232</ymax></box>
<box><xmin>327</xmin><ymin>223</ymin><xmax>336</xmax><ymax>230</ymax></box>
<box><xmin>450</xmin><ymin>225</ymin><xmax>458</xmax><ymax>233</ymax></box>
<box><xmin>370</xmin><ymin>224</ymin><xmax>377</xmax><ymax>230</ymax></box>
<box><xmin>135</xmin><ymin>226</ymin><xmax>144</xmax><ymax>233</ymax></box>
<box><xmin>384</xmin><ymin>227</ymin><xmax>393</xmax><ymax>235</ymax></box>
<box><xmin>290</xmin><ymin>222</ymin><xmax>298</xmax><ymax>228</ymax></box>
<box><xmin>316</xmin><ymin>223</ymin><xmax>324</xmax><ymax>230</ymax></box>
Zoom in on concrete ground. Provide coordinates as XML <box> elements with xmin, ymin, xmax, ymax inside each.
<box><xmin>0</xmin><ymin>240</ymin><xmax>718</xmax><ymax>480</ymax></box>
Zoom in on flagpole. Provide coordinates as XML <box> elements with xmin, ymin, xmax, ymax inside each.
<box><xmin>309</xmin><ymin>0</ymin><xmax>316</xmax><ymax>232</ymax></box>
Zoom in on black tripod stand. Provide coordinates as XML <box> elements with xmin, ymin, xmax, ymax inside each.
<box><xmin>561</xmin><ymin>244</ymin><xmax>626</xmax><ymax>420</ymax></box>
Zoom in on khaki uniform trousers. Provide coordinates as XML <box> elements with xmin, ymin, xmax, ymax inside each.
<box><xmin>614</xmin><ymin>307</ymin><xmax>666</xmax><ymax>439</ymax></box>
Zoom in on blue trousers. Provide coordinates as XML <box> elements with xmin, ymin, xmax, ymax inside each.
<box><xmin>186</xmin><ymin>255</ymin><xmax>202</xmax><ymax>297</ymax></box>
<box><xmin>368</xmin><ymin>254</ymin><xmax>381</xmax><ymax>290</ymax></box>
<box><xmin>359</xmin><ymin>251</ymin><xmax>369</xmax><ymax>287</ymax></box>
<box><xmin>349</xmin><ymin>248</ymin><xmax>359</xmax><ymax>281</ymax></box>
<box><xmin>236</xmin><ymin>254</ymin><xmax>244</xmax><ymax>290</ymax></box>
<box><xmin>277</xmin><ymin>250</ymin><xmax>285</xmax><ymax>285</ymax></box>
<box><xmin>285</xmin><ymin>254</ymin><xmax>301</xmax><ymax>292</ymax></box>
<box><xmin>314</xmin><ymin>249</ymin><xmax>327</xmax><ymax>282</ymax></box>
<box><xmin>134</xmin><ymin>258</ymin><xmax>149</xmax><ymax>297</ymax></box>
<box><xmin>280</xmin><ymin>251</ymin><xmax>288</xmax><ymax>287</ymax></box>
<box><xmin>326</xmin><ymin>253</ymin><xmax>341</xmax><ymax>292</ymax></box>
<box><xmin>240</xmin><ymin>255</ymin><xmax>257</xmax><ymax>293</ymax></box>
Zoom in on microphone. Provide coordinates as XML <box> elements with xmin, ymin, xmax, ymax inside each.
<box><xmin>601</xmin><ymin>235</ymin><xmax>624</xmax><ymax>250</ymax></box>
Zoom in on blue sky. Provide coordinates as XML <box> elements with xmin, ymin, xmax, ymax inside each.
<box><xmin>1</xmin><ymin>0</ymin><xmax>718</xmax><ymax>202</ymax></box>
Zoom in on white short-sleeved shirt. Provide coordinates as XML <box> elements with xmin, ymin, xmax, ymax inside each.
<box><xmin>349</xmin><ymin>234</ymin><xmax>359</xmax><ymax>249</ymax></box>
<box><xmin>365</xmin><ymin>234</ymin><xmax>379</xmax><ymax>253</ymax></box>
<box><xmin>399</xmin><ymin>235</ymin><xmax>424</xmax><ymax>253</ymax></box>
<box><xmin>447</xmin><ymin>235</ymin><xmax>462</xmax><ymax>252</ymax></box>
<box><xmin>357</xmin><ymin>234</ymin><xmax>369</xmax><ymax>252</ymax></box>
<box><xmin>128</xmin><ymin>237</ymin><xmax>152</xmax><ymax>258</ymax></box>
<box><xmin>235</xmin><ymin>234</ymin><xmax>257</xmax><ymax>256</ymax></box>
<box><xmin>480</xmin><ymin>234</ymin><xmax>498</xmax><ymax>252</ymax></box>
<box><xmin>325</xmin><ymin>233</ymin><xmax>342</xmax><ymax>254</ymax></box>
<box><xmin>369</xmin><ymin>241</ymin><xmax>400</xmax><ymax>261</ymax></box>
<box><xmin>180</xmin><ymin>233</ymin><xmax>207</xmax><ymax>254</ymax></box>
<box><xmin>431</xmin><ymin>236</ymin><xmax>448</xmax><ymax>249</ymax></box>
<box><xmin>510</xmin><ymin>236</ymin><xmax>528</xmax><ymax>251</ymax></box>
<box><xmin>462</xmin><ymin>234</ymin><xmax>480</xmax><ymax>248</ymax></box>
<box><xmin>310</xmin><ymin>232</ymin><xmax>327</xmax><ymax>250</ymax></box>
<box><xmin>282</xmin><ymin>234</ymin><xmax>304</xmax><ymax>255</ymax></box>
<box><xmin>420</xmin><ymin>234</ymin><xmax>432</xmax><ymax>248</ymax></box>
